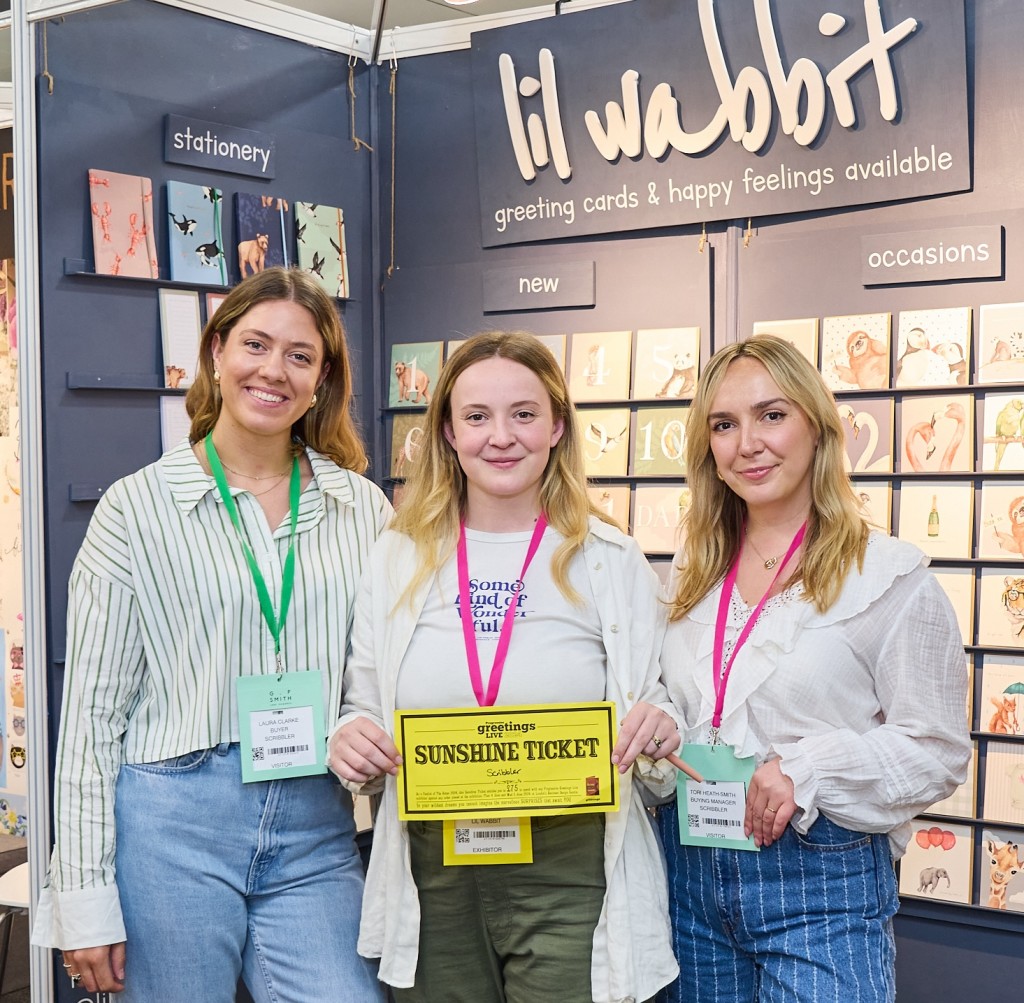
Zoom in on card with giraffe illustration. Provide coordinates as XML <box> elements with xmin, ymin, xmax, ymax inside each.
<box><xmin>898</xmin><ymin>820</ymin><xmax>972</xmax><ymax>904</ymax></box>
<box><xmin>896</xmin><ymin>394</ymin><xmax>973</xmax><ymax>473</ymax></box>
<box><xmin>977</xmin><ymin>827</ymin><xmax>1024</xmax><ymax>911</ymax></box>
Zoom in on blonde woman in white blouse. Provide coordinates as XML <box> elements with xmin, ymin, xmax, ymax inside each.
<box><xmin>655</xmin><ymin>335</ymin><xmax>970</xmax><ymax>1003</ymax></box>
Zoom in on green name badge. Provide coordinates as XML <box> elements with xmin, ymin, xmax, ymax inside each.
<box><xmin>236</xmin><ymin>670</ymin><xmax>327</xmax><ymax>783</ymax></box>
<box><xmin>675</xmin><ymin>742</ymin><xmax>758</xmax><ymax>852</ymax></box>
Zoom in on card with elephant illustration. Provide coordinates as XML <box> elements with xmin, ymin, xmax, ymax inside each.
<box><xmin>898</xmin><ymin>820</ymin><xmax>972</xmax><ymax>904</ymax></box>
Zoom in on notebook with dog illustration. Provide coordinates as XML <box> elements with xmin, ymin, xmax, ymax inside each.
<box><xmin>88</xmin><ymin>169</ymin><xmax>159</xmax><ymax>278</ymax></box>
<box><xmin>167</xmin><ymin>181</ymin><xmax>227</xmax><ymax>284</ymax></box>
<box><xmin>295</xmin><ymin>202</ymin><xmax>350</xmax><ymax>299</ymax></box>
<box><xmin>234</xmin><ymin>192</ymin><xmax>289</xmax><ymax>279</ymax></box>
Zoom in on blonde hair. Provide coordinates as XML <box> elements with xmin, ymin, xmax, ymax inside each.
<box><xmin>185</xmin><ymin>267</ymin><xmax>367</xmax><ymax>472</ymax></box>
<box><xmin>393</xmin><ymin>331</ymin><xmax>611</xmax><ymax>605</ymax></box>
<box><xmin>668</xmin><ymin>334</ymin><xmax>868</xmax><ymax>619</ymax></box>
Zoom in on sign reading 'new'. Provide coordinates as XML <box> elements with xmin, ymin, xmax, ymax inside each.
<box><xmin>471</xmin><ymin>0</ymin><xmax>970</xmax><ymax>246</ymax></box>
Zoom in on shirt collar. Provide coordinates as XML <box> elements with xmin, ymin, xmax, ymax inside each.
<box><xmin>161</xmin><ymin>437</ymin><xmax>356</xmax><ymax>515</ymax></box>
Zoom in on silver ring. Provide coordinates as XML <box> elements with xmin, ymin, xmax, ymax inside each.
<box><xmin>62</xmin><ymin>962</ymin><xmax>72</xmax><ymax>970</ymax></box>
<box><xmin>651</xmin><ymin>735</ymin><xmax>663</xmax><ymax>749</ymax></box>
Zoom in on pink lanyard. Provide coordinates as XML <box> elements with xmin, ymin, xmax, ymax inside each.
<box><xmin>710</xmin><ymin>522</ymin><xmax>807</xmax><ymax>744</ymax></box>
<box><xmin>456</xmin><ymin>515</ymin><xmax>548</xmax><ymax>707</ymax></box>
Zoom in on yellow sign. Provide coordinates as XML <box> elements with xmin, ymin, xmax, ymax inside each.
<box><xmin>395</xmin><ymin>702</ymin><xmax>619</xmax><ymax>820</ymax></box>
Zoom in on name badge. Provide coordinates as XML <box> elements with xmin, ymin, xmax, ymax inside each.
<box><xmin>236</xmin><ymin>670</ymin><xmax>327</xmax><ymax>783</ymax></box>
<box><xmin>442</xmin><ymin>817</ymin><xmax>534</xmax><ymax>866</ymax></box>
<box><xmin>675</xmin><ymin>742</ymin><xmax>758</xmax><ymax>852</ymax></box>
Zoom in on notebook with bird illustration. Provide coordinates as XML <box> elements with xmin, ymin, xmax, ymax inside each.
<box><xmin>166</xmin><ymin>181</ymin><xmax>227</xmax><ymax>284</ymax></box>
<box><xmin>295</xmin><ymin>202</ymin><xmax>350</xmax><ymax>299</ymax></box>
<box><xmin>88</xmin><ymin>169</ymin><xmax>159</xmax><ymax>278</ymax></box>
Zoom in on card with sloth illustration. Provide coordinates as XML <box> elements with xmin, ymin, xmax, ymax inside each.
<box><xmin>821</xmin><ymin>313</ymin><xmax>891</xmax><ymax>391</ymax></box>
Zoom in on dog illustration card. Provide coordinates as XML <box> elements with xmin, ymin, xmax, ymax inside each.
<box><xmin>295</xmin><ymin>202</ymin><xmax>350</xmax><ymax>299</ymax></box>
<box><xmin>632</xmin><ymin>328</ymin><xmax>700</xmax><ymax>400</ymax></box>
<box><xmin>820</xmin><ymin>313</ymin><xmax>891</xmax><ymax>391</ymax></box>
<box><xmin>977</xmin><ymin>302</ymin><xmax>1024</xmax><ymax>385</ymax></box>
<box><xmin>568</xmin><ymin>331</ymin><xmax>632</xmax><ymax>402</ymax></box>
<box><xmin>837</xmin><ymin>396</ymin><xmax>893</xmax><ymax>473</ymax></box>
<box><xmin>894</xmin><ymin>307</ymin><xmax>972</xmax><ymax>389</ymax></box>
<box><xmin>979</xmin><ymin>482</ymin><xmax>1024</xmax><ymax>561</ymax></box>
<box><xmin>167</xmin><ymin>180</ymin><xmax>226</xmax><ymax>284</ymax></box>
<box><xmin>587</xmin><ymin>485</ymin><xmax>631</xmax><ymax>533</ymax></box>
<box><xmin>88</xmin><ymin>169</ymin><xmax>159</xmax><ymax>278</ymax></box>
<box><xmin>898</xmin><ymin>820</ymin><xmax>972</xmax><ymax>904</ymax></box>
<box><xmin>578</xmin><ymin>407</ymin><xmax>630</xmax><ymax>477</ymax></box>
<box><xmin>389</xmin><ymin>342</ymin><xmax>442</xmax><ymax>408</ymax></box>
<box><xmin>897</xmin><ymin>394</ymin><xmax>973</xmax><ymax>473</ymax></box>
<box><xmin>751</xmin><ymin>317</ymin><xmax>819</xmax><ymax>367</ymax></box>
<box><xmin>235</xmin><ymin>192</ymin><xmax>289</xmax><ymax>279</ymax></box>
<box><xmin>631</xmin><ymin>406</ymin><xmax>688</xmax><ymax>477</ymax></box>
<box><xmin>981</xmin><ymin>392</ymin><xmax>1024</xmax><ymax>472</ymax></box>
<box><xmin>632</xmin><ymin>484</ymin><xmax>689</xmax><ymax>555</ymax></box>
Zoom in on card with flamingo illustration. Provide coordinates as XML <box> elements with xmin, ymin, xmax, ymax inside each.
<box><xmin>632</xmin><ymin>484</ymin><xmax>689</xmax><ymax>555</ymax></box>
<box><xmin>894</xmin><ymin>307</ymin><xmax>972</xmax><ymax>389</ymax></box>
<box><xmin>837</xmin><ymin>396</ymin><xmax>893</xmax><ymax>473</ymax></box>
<box><xmin>897</xmin><ymin>394</ymin><xmax>973</xmax><ymax>472</ymax></box>
<box><xmin>979</xmin><ymin>482</ymin><xmax>1024</xmax><ymax>561</ymax></box>
<box><xmin>820</xmin><ymin>313</ymin><xmax>891</xmax><ymax>391</ymax></box>
<box><xmin>978</xmin><ymin>568</ymin><xmax>1024</xmax><ymax>649</ymax></box>
<box><xmin>978</xmin><ymin>827</ymin><xmax>1024</xmax><ymax>911</ymax></box>
<box><xmin>978</xmin><ymin>657</ymin><xmax>1024</xmax><ymax>736</ymax></box>
<box><xmin>897</xmin><ymin>481</ymin><xmax>973</xmax><ymax>559</ymax></box>
<box><xmin>898</xmin><ymin>820</ymin><xmax>972</xmax><ymax>904</ymax></box>
<box><xmin>88</xmin><ymin>169</ymin><xmax>159</xmax><ymax>278</ymax></box>
<box><xmin>586</xmin><ymin>485</ymin><xmax>631</xmax><ymax>533</ymax></box>
<box><xmin>568</xmin><ymin>331</ymin><xmax>632</xmax><ymax>402</ymax></box>
<box><xmin>751</xmin><ymin>317</ymin><xmax>818</xmax><ymax>367</ymax></box>
<box><xmin>850</xmin><ymin>480</ymin><xmax>891</xmax><ymax>533</ymax></box>
<box><xmin>981</xmin><ymin>392</ymin><xmax>1024</xmax><ymax>472</ymax></box>
<box><xmin>578</xmin><ymin>407</ymin><xmax>630</xmax><ymax>477</ymax></box>
<box><xmin>631</xmin><ymin>406</ymin><xmax>688</xmax><ymax>477</ymax></box>
<box><xmin>977</xmin><ymin>302</ymin><xmax>1024</xmax><ymax>385</ymax></box>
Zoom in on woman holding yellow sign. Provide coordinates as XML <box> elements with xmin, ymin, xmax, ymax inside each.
<box><xmin>330</xmin><ymin>330</ymin><xmax>681</xmax><ymax>1002</ymax></box>
<box><xmin>655</xmin><ymin>335</ymin><xmax>970</xmax><ymax>1003</ymax></box>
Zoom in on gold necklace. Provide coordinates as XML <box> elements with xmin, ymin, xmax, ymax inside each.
<box><xmin>218</xmin><ymin>458</ymin><xmax>292</xmax><ymax>481</ymax></box>
<box><xmin>746</xmin><ymin>536</ymin><xmax>779</xmax><ymax>570</ymax></box>
<box><xmin>245</xmin><ymin>470</ymin><xmax>291</xmax><ymax>497</ymax></box>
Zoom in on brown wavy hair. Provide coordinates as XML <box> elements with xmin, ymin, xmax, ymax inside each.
<box><xmin>185</xmin><ymin>267</ymin><xmax>367</xmax><ymax>472</ymax></box>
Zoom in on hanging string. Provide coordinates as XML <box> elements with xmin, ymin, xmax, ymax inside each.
<box><xmin>698</xmin><ymin>221</ymin><xmax>707</xmax><ymax>254</ymax></box>
<box><xmin>41</xmin><ymin>20</ymin><xmax>55</xmax><ymax>95</ymax></box>
<box><xmin>348</xmin><ymin>53</ymin><xmax>374</xmax><ymax>153</ymax></box>
<box><xmin>743</xmin><ymin>218</ymin><xmax>754</xmax><ymax>247</ymax></box>
<box><xmin>386</xmin><ymin>47</ymin><xmax>398</xmax><ymax>280</ymax></box>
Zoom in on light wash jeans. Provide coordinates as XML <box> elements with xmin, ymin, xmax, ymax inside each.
<box><xmin>656</xmin><ymin>806</ymin><xmax>897</xmax><ymax>1003</ymax></box>
<box><xmin>114</xmin><ymin>742</ymin><xmax>383</xmax><ymax>1002</ymax></box>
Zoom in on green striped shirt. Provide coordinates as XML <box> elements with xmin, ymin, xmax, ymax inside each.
<box><xmin>34</xmin><ymin>438</ymin><xmax>391</xmax><ymax>947</ymax></box>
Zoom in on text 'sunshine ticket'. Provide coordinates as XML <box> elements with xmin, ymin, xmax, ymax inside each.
<box><xmin>394</xmin><ymin>702</ymin><xmax>620</xmax><ymax>820</ymax></box>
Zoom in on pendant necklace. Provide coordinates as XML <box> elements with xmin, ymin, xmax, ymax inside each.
<box><xmin>746</xmin><ymin>536</ymin><xmax>779</xmax><ymax>570</ymax></box>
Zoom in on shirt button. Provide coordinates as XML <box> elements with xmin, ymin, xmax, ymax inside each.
<box><xmin>610</xmin><ymin>624</ymin><xmax>619</xmax><ymax>633</ymax></box>
<box><xmin>627</xmin><ymin>691</ymin><xmax>634</xmax><ymax>701</ymax></box>
<box><xmin>594</xmin><ymin>562</ymin><xmax>603</xmax><ymax>570</ymax></box>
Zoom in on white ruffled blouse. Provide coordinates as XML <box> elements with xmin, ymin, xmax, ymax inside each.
<box><xmin>660</xmin><ymin>533</ymin><xmax>971</xmax><ymax>856</ymax></box>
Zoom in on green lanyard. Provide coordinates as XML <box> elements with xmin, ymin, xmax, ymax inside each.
<box><xmin>205</xmin><ymin>434</ymin><xmax>300</xmax><ymax>671</ymax></box>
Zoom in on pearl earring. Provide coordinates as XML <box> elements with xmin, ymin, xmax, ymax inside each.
<box><xmin>213</xmin><ymin>370</ymin><xmax>221</xmax><ymax>384</ymax></box>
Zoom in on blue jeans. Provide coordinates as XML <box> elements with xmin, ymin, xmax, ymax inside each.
<box><xmin>656</xmin><ymin>804</ymin><xmax>897</xmax><ymax>1003</ymax></box>
<box><xmin>114</xmin><ymin>743</ymin><xmax>383</xmax><ymax>1002</ymax></box>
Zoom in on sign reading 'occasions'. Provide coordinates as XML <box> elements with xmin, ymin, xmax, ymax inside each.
<box><xmin>471</xmin><ymin>0</ymin><xmax>970</xmax><ymax>246</ymax></box>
